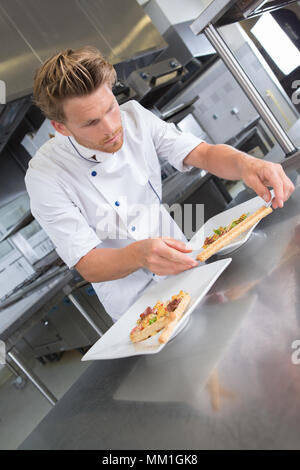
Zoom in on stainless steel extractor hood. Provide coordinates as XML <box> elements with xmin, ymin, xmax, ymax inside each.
<box><xmin>0</xmin><ymin>0</ymin><xmax>167</xmax><ymax>102</ymax></box>
<box><xmin>190</xmin><ymin>0</ymin><xmax>299</xmax><ymax>33</ymax></box>
<box><xmin>216</xmin><ymin>0</ymin><xmax>299</xmax><ymax>26</ymax></box>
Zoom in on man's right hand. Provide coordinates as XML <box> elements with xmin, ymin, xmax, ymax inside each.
<box><xmin>131</xmin><ymin>237</ymin><xmax>198</xmax><ymax>276</ymax></box>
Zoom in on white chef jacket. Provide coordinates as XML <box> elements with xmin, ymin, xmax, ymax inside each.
<box><xmin>25</xmin><ymin>100</ymin><xmax>204</xmax><ymax>321</ymax></box>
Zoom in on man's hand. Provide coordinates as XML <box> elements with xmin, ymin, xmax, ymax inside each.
<box><xmin>240</xmin><ymin>156</ymin><xmax>295</xmax><ymax>209</ymax></box>
<box><xmin>131</xmin><ymin>237</ymin><xmax>198</xmax><ymax>276</ymax></box>
<box><xmin>76</xmin><ymin>237</ymin><xmax>197</xmax><ymax>283</ymax></box>
<box><xmin>184</xmin><ymin>142</ymin><xmax>295</xmax><ymax>208</ymax></box>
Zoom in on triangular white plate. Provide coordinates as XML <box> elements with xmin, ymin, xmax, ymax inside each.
<box><xmin>82</xmin><ymin>258</ymin><xmax>232</xmax><ymax>360</ymax></box>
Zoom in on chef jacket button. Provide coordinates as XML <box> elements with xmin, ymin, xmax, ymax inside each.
<box><xmin>115</xmin><ymin>201</ymin><xmax>120</xmax><ymax>206</ymax></box>
<box><xmin>131</xmin><ymin>226</ymin><xmax>136</xmax><ymax>231</ymax></box>
<box><xmin>91</xmin><ymin>171</ymin><xmax>97</xmax><ymax>176</ymax></box>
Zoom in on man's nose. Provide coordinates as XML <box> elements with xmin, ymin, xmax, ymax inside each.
<box><xmin>102</xmin><ymin>115</ymin><xmax>116</xmax><ymax>135</ymax></box>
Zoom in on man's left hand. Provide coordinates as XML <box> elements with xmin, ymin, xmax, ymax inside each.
<box><xmin>241</xmin><ymin>157</ymin><xmax>295</xmax><ymax>209</ymax></box>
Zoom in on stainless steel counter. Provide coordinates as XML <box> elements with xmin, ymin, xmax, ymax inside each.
<box><xmin>18</xmin><ymin>120</ymin><xmax>300</xmax><ymax>449</ymax></box>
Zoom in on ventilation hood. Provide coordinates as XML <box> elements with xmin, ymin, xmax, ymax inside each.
<box><xmin>0</xmin><ymin>0</ymin><xmax>167</xmax><ymax>102</ymax></box>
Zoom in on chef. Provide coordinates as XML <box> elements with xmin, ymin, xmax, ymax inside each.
<box><xmin>25</xmin><ymin>46</ymin><xmax>295</xmax><ymax>322</ymax></box>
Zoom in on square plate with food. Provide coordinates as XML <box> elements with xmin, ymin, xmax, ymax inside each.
<box><xmin>81</xmin><ymin>258</ymin><xmax>232</xmax><ymax>360</ymax></box>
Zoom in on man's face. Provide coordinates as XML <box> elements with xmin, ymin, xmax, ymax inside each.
<box><xmin>52</xmin><ymin>84</ymin><xmax>123</xmax><ymax>153</ymax></box>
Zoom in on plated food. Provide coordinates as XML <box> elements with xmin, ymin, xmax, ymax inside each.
<box><xmin>130</xmin><ymin>290</ymin><xmax>191</xmax><ymax>344</ymax></box>
<box><xmin>196</xmin><ymin>205</ymin><xmax>273</xmax><ymax>262</ymax></box>
<box><xmin>81</xmin><ymin>259</ymin><xmax>231</xmax><ymax>360</ymax></box>
<box><xmin>202</xmin><ymin>213</ymin><xmax>249</xmax><ymax>249</ymax></box>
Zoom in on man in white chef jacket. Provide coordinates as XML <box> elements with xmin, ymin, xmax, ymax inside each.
<box><xmin>25</xmin><ymin>47</ymin><xmax>295</xmax><ymax>322</ymax></box>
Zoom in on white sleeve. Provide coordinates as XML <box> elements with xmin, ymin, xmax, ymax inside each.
<box><xmin>135</xmin><ymin>101</ymin><xmax>205</xmax><ymax>172</ymax></box>
<box><xmin>25</xmin><ymin>170</ymin><xmax>102</xmax><ymax>269</ymax></box>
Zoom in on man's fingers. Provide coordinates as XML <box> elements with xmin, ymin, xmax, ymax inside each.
<box><xmin>153</xmin><ymin>260</ymin><xmax>197</xmax><ymax>276</ymax></box>
<box><xmin>263</xmin><ymin>164</ymin><xmax>296</xmax><ymax>208</ymax></box>
<box><xmin>275</xmin><ymin>165</ymin><xmax>294</xmax><ymax>204</ymax></box>
<box><xmin>282</xmin><ymin>173</ymin><xmax>295</xmax><ymax>202</ymax></box>
<box><xmin>254</xmin><ymin>165</ymin><xmax>284</xmax><ymax>208</ymax></box>
<box><xmin>247</xmin><ymin>175</ymin><xmax>272</xmax><ymax>203</ymax></box>
<box><xmin>158</xmin><ymin>241</ymin><xmax>198</xmax><ymax>267</ymax></box>
<box><xmin>247</xmin><ymin>162</ymin><xmax>296</xmax><ymax>209</ymax></box>
<box><xmin>161</xmin><ymin>237</ymin><xmax>192</xmax><ymax>252</ymax></box>
<box><xmin>282</xmin><ymin>182</ymin><xmax>291</xmax><ymax>203</ymax></box>
<box><xmin>270</xmin><ymin>171</ymin><xmax>294</xmax><ymax>207</ymax></box>
<box><xmin>271</xmin><ymin>171</ymin><xmax>287</xmax><ymax>208</ymax></box>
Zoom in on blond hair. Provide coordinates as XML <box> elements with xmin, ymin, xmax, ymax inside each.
<box><xmin>33</xmin><ymin>46</ymin><xmax>117</xmax><ymax>123</ymax></box>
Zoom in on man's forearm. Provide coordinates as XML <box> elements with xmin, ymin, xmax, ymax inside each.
<box><xmin>75</xmin><ymin>243</ymin><xmax>141</xmax><ymax>283</ymax></box>
<box><xmin>184</xmin><ymin>142</ymin><xmax>249</xmax><ymax>180</ymax></box>
<box><xmin>184</xmin><ymin>141</ymin><xmax>295</xmax><ymax>208</ymax></box>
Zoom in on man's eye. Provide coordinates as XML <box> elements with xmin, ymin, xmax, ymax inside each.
<box><xmin>87</xmin><ymin>120</ymin><xmax>99</xmax><ymax>126</ymax></box>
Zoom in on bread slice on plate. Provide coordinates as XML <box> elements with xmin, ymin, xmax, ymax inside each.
<box><xmin>130</xmin><ymin>291</ymin><xmax>190</xmax><ymax>343</ymax></box>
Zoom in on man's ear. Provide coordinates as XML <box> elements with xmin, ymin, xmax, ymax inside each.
<box><xmin>51</xmin><ymin>120</ymin><xmax>71</xmax><ymax>136</ymax></box>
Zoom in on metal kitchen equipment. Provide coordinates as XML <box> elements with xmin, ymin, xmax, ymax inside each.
<box><xmin>158</xmin><ymin>20</ymin><xmax>217</xmax><ymax>65</ymax></box>
<box><xmin>190</xmin><ymin>0</ymin><xmax>300</xmax><ymax>160</ymax></box>
<box><xmin>127</xmin><ymin>58</ymin><xmax>188</xmax><ymax>107</ymax></box>
<box><xmin>0</xmin><ymin>0</ymin><xmax>167</xmax><ymax>102</ymax></box>
<box><xmin>112</xmin><ymin>80</ymin><xmax>137</xmax><ymax>105</ymax></box>
<box><xmin>0</xmin><ymin>198</ymin><xmax>114</xmax><ymax>405</ymax></box>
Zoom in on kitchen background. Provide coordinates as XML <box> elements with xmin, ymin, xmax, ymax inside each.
<box><xmin>0</xmin><ymin>0</ymin><xmax>299</xmax><ymax>449</ymax></box>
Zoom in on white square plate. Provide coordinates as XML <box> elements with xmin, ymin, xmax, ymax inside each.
<box><xmin>81</xmin><ymin>258</ymin><xmax>232</xmax><ymax>360</ymax></box>
<box><xmin>188</xmin><ymin>191</ymin><xmax>274</xmax><ymax>256</ymax></box>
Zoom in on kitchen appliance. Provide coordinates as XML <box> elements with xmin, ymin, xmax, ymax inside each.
<box><xmin>112</xmin><ymin>80</ymin><xmax>137</xmax><ymax>105</ymax></box>
<box><xmin>190</xmin><ymin>0</ymin><xmax>300</xmax><ymax>161</ymax></box>
<box><xmin>0</xmin><ymin>192</ymin><xmax>59</xmax><ymax>302</ymax></box>
<box><xmin>127</xmin><ymin>58</ymin><xmax>188</xmax><ymax>107</ymax></box>
<box><xmin>157</xmin><ymin>20</ymin><xmax>217</xmax><ymax>65</ymax></box>
<box><xmin>226</xmin><ymin>117</ymin><xmax>274</xmax><ymax>157</ymax></box>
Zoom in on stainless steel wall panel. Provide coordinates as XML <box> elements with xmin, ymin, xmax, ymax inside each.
<box><xmin>0</xmin><ymin>0</ymin><xmax>166</xmax><ymax>101</ymax></box>
<box><xmin>79</xmin><ymin>0</ymin><xmax>166</xmax><ymax>63</ymax></box>
<box><xmin>0</xmin><ymin>5</ymin><xmax>42</xmax><ymax>101</ymax></box>
<box><xmin>1</xmin><ymin>0</ymin><xmax>112</xmax><ymax>63</ymax></box>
